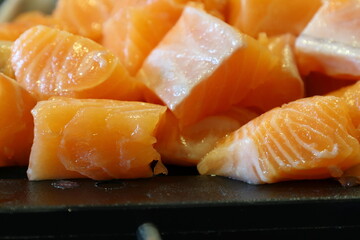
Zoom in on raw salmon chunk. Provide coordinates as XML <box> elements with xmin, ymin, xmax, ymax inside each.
<box><xmin>228</xmin><ymin>0</ymin><xmax>322</xmax><ymax>38</ymax></box>
<box><xmin>198</xmin><ymin>96</ymin><xmax>360</xmax><ymax>184</ymax></box>
<box><xmin>28</xmin><ymin>97</ymin><xmax>167</xmax><ymax>181</ymax></box>
<box><xmin>137</xmin><ymin>6</ymin><xmax>281</xmax><ymax>126</ymax></box>
<box><xmin>11</xmin><ymin>25</ymin><xmax>141</xmax><ymax>101</ymax></box>
<box><xmin>102</xmin><ymin>0</ymin><xmax>185</xmax><ymax>75</ymax></box>
<box><xmin>239</xmin><ymin>33</ymin><xmax>304</xmax><ymax>112</ymax></box>
<box><xmin>295</xmin><ymin>0</ymin><xmax>360</xmax><ymax>78</ymax></box>
<box><xmin>53</xmin><ymin>0</ymin><xmax>115</xmax><ymax>42</ymax></box>
<box><xmin>155</xmin><ymin>107</ymin><xmax>258</xmax><ymax>166</ymax></box>
<box><xmin>0</xmin><ymin>73</ymin><xmax>36</xmax><ymax>166</ymax></box>
<box><xmin>102</xmin><ymin>0</ymin><xmax>228</xmax><ymax>76</ymax></box>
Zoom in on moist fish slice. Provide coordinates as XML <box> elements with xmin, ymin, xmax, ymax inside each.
<box><xmin>198</xmin><ymin>95</ymin><xmax>360</xmax><ymax>184</ymax></box>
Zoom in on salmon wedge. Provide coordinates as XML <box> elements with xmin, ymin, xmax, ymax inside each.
<box><xmin>28</xmin><ymin>97</ymin><xmax>167</xmax><ymax>181</ymax></box>
<box><xmin>53</xmin><ymin>0</ymin><xmax>115</xmax><ymax>42</ymax></box>
<box><xmin>239</xmin><ymin>33</ymin><xmax>304</xmax><ymax>112</ymax></box>
<box><xmin>328</xmin><ymin>81</ymin><xmax>360</xmax><ymax>128</ymax></box>
<box><xmin>155</xmin><ymin>107</ymin><xmax>258</xmax><ymax>166</ymax></box>
<box><xmin>228</xmin><ymin>0</ymin><xmax>322</xmax><ymax>38</ymax></box>
<box><xmin>0</xmin><ymin>41</ymin><xmax>14</xmax><ymax>78</ymax></box>
<box><xmin>0</xmin><ymin>73</ymin><xmax>36</xmax><ymax>166</ymax></box>
<box><xmin>295</xmin><ymin>0</ymin><xmax>360</xmax><ymax>78</ymax></box>
<box><xmin>198</xmin><ymin>96</ymin><xmax>360</xmax><ymax>184</ymax></box>
<box><xmin>11</xmin><ymin>25</ymin><xmax>141</xmax><ymax>101</ymax></box>
<box><xmin>137</xmin><ymin>6</ymin><xmax>281</xmax><ymax>126</ymax></box>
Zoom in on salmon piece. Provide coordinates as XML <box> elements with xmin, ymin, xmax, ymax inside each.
<box><xmin>28</xmin><ymin>97</ymin><xmax>167</xmax><ymax>181</ymax></box>
<box><xmin>304</xmin><ymin>72</ymin><xmax>355</xmax><ymax>97</ymax></box>
<box><xmin>102</xmin><ymin>0</ymin><xmax>228</xmax><ymax>76</ymax></box>
<box><xmin>0</xmin><ymin>11</ymin><xmax>74</xmax><ymax>41</ymax></box>
<box><xmin>239</xmin><ymin>33</ymin><xmax>304</xmax><ymax>112</ymax></box>
<box><xmin>11</xmin><ymin>25</ymin><xmax>141</xmax><ymax>101</ymax></box>
<box><xmin>228</xmin><ymin>0</ymin><xmax>322</xmax><ymax>38</ymax></box>
<box><xmin>53</xmin><ymin>0</ymin><xmax>115</xmax><ymax>42</ymax></box>
<box><xmin>328</xmin><ymin>81</ymin><xmax>360</xmax><ymax>128</ymax></box>
<box><xmin>137</xmin><ymin>6</ymin><xmax>304</xmax><ymax>126</ymax></box>
<box><xmin>0</xmin><ymin>41</ymin><xmax>14</xmax><ymax>78</ymax></box>
<box><xmin>102</xmin><ymin>0</ymin><xmax>184</xmax><ymax>76</ymax></box>
<box><xmin>137</xmin><ymin>6</ymin><xmax>281</xmax><ymax>126</ymax></box>
<box><xmin>295</xmin><ymin>0</ymin><xmax>360</xmax><ymax>78</ymax></box>
<box><xmin>0</xmin><ymin>73</ymin><xmax>36</xmax><ymax>167</ymax></box>
<box><xmin>155</xmin><ymin>107</ymin><xmax>258</xmax><ymax>166</ymax></box>
<box><xmin>198</xmin><ymin>96</ymin><xmax>360</xmax><ymax>184</ymax></box>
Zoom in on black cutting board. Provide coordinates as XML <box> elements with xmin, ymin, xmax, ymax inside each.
<box><xmin>0</xmin><ymin>166</ymin><xmax>360</xmax><ymax>239</ymax></box>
